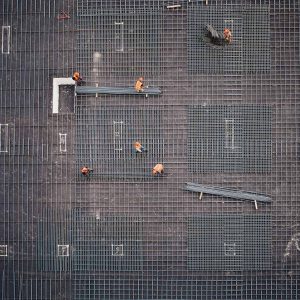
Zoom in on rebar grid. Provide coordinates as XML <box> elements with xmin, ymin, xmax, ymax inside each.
<box><xmin>187</xmin><ymin>105</ymin><xmax>272</xmax><ymax>173</ymax></box>
<box><xmin>0</xmin><ymin>0</ymin><xmax>299</xmax><ymax>299</ymax></box>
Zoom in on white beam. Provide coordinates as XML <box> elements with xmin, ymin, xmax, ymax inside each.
<box><xmin>52</xmin><ymin>78</ymin><xmax>75</xmax><ymax>114</ymax></box>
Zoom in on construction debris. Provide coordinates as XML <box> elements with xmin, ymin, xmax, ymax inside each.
<box><xmin>76</xmin><ymin>86</ymin><xmax>162</xmax><ymax>96</ymax></box>
<box><xmin>183</xmin><ymin>182</ymin><xmax>272</xmax><ymax>204</ymax></box>
<box><xmin>57</xmin><ymin>11</ymin><xmax>70</xmax><ymax>20</ymax></box>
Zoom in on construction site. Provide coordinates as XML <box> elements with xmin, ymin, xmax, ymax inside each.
<box><xmin>0</xmin><ymin>0</ymin><xmax>299</xmax><ymax>299</ymax></box>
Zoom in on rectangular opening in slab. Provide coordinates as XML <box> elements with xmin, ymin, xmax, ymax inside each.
<box><xmin>2</xmin><ymin>26</ymin><xmax>10</xmax><ymax>54</ymax></box>
<box><xmin>224</xmin><ymin>119</ymin><xmax>235</xmax><ymax>149</ymax></box>
<box><xmin>224</xmin><ymin>242</ymin><xmax>237</xmax><ymax>256</ymax></box>
<box><xmin>0</xmin><ymin>245</ymin><xmax>8</xmax><ymax>256</ymax></box>
<box><xmin>0</xmin><ymin>124</ymin><xmax>8</xmax><ymax>152</ymax></box>
<box><xmin>115</xmin><ymin>22</ymin><xmax>124</xmax><ymax>52</ymax></box>
<box><xmin>111</xmin><ymin>244</ymin><xmax>124</xmax><ymax>256</ymax></box>
<box><xmin>52</xmin><ymin>78</ymin><xmax>75</xmax><ymax>114</ymax></box>
<box><xmin>57</xmin><ymin>245</ymin><xmax>70</xmax><ymax>257</ymax></box>
<box><xmin>113</xmin><ymin>121</ymin><xmax>123</xmax><ymax>151</ymax></box>
<box><xmin>59</xmin><ymin>85</ymin><xmax>75</xmax><ymax>113</ymax></box>
<box><xmin>59</xmin><ymin>133</ymin><xmax>67</xmax><ymax>153</ymax></box>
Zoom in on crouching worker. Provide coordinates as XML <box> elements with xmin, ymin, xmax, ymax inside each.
<box><xmin>134</xmin><ymin>141</ymin><xmax>147</xmax><ymax>153</ymax></box>
<box><xmin>152</xmin><ymin>163</ymin><xmax>164</xmax><ymax>176</ymax></box>
<box><xmin>135</xmin><ymin>77</ymin><xmax>144</xmax><ymax>92</ymax></box>
<box><xmin>223</xmin><ymin>28</ymin><xmax>233</xmax><ymax>44</ymax></box>
<box><xmin>72</xmin><ymin>71</ymin><xmax>83</xmax><ymax>85</ymax></box>
<box><xmin>81</xmin><ymin>166</ymin><xmax>93</xmax><ymax>180</ymax></box>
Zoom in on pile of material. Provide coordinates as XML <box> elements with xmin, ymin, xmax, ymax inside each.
<box><xmin>183</xmin><ymin>182</ymin><xmax>272</xmax><ymax>203</ymax></box>
<box><xmin>76</xmin><ymin>86</ymin><xmax>162</xmax><ymax>96</ymax></box>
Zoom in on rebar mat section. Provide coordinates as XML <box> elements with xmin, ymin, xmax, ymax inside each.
<box><xmin>188</xmin><ymin>4</ymin><xmax>270</xmax><ymax>74</ymax></box>
<box><xmin>37</xmin><ymin>209</ymin><xmax>72</xmax><ymax>272</ymax></box>
<box><xmin>76</xmin><ymin>4</ymin><xmax>162</xmax><ymax>82</ymax></box>
<box><xmin>76</xmin><ymin>105</ymin><xmax>164</xmax><ymax>180</ymax></box>
<box><xmin>188</xmin><ymin>105</ymin><xmax>272</xmax><ymax>173</ymax></box>
<box><xmin>188</xmin><ymin>214</ymin><xmax>272</xmax><ymax>271</ymax></box>
<box><xmin>72</xmin><ymin>210</ymin><xmax>142</xmax><ymax>271</ymax></box>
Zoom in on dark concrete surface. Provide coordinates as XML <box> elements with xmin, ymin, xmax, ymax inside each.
<box><xmin>0</xmin><ymin>0</ymin><xmax>299</xmax><ymax>299</ymax></box>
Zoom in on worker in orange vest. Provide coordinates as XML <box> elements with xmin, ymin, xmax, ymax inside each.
<box><xmin>223</xmin><ymin>28</ymin><xmax>232</xmax><ymax>44</ymax></box>
<box><xmin>72</xmin><ymin>71</ymin><xmax>83</xmax><ymax>84</ymax></box>
<box><xmin>135</xmin><ymin>77</ymin><xmax>144</xmax><ymax>92</ymax></box>
<box><xmin>152</xmin><ymin>163</ymin><xmax>164</xmax><ymax>176</ymax></box>
<box><xmin>134</xmin><ymin>141</ymin><xmax>147</xmax><ymax>153</ymax></box>
<box><xmin>81</xmin><ymin>166</ymin><xmax>93</xmax><ymax>179</ymax></box>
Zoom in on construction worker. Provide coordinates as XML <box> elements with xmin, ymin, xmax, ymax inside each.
<box><xmin>72</xmin><ymin>71</ymin><xmax>83</xmax><ymax>85</ymax></box>
<box><xmin>135</xmin><ymin>77</ymin><xmax>144</xmax><ymax>92</ymax></box>
<box><xmin>203</xmin><ymin>24</ymin><xmax>232</xmax><ymax>46</ymax></box>
<box><xmin>134</xmin><ymin>141</ymin><xmax>147</xmax><ymax>153</ymax></box>
<box><xmin>81</xmin><ymin>166</ymin><xmax>93</xmax><ymax>179</ymax></box>
<box><xmin>152</xmin><ymin>163</ymin><xmax>164</xmax><ymax>176</ymax></box>
<box><xmin>223</xmin><ymin>28</ymin><xmax>233</xmax><ymax>44</ymax></box>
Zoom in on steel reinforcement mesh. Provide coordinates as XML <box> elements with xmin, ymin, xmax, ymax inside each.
<box><xmin>187</xmin><ymin>4</ymin><xmax>270</xmax><ymax>74</ymax></box>
<box><xmin>0</xmin><ymin>0</ymin><xmax>300</xmax><ymax>299</ymax></box>
<box><xmin>187</xmin><ymin>105</ymin><xmax>272</xmax><ymax>173</ymax></box>
<box><xmin>188</xmin><ymin>214</ymin><xmax>272</xmax><ymax>271</ymax></box>
<box><xmin>76</xmin><ymin>7</ymin><xmax>162</xmax><ymax>82</ymax></box>
<box><xmin>76</xmin><ymin>105</ymin><xmax>164</xmax><ymax>179</ymax></box>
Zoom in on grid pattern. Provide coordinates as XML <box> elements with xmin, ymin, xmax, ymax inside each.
<box><xmin>188</xmin><ymin>4</ymin><xmax>270</xmax><ymax>74</ymax></box>
<box><xmin>37</xmin><ymin>209</ymin><xmax>72</xmax><ymax>272</ymax></box>
<box><xmin>76</xmin><ymin>105</ymin><xmax>164</xmax><ymax>179</ymax></box>
<box><xmin>187</xmin><ymin>105</ymin><xmax>272</xmax><ymax>173</ymax></box>
<box><xmin>76</xmin><ymin>6</ymin><xmax>162</xmax><ymax>82</ymax></box>
<box><xmin>72</xmin><ymin>211</ymin><xmax>142</xmax><ymax>271</ymax></box>
<box><xmin>188</xmin><ymin>214</ymin><xmax>272</xmax><ymax>271</ymax></box>
<box><xmin>0</xmin><ymin>0</ymin><xmax>299</xmax><ymax>299</ymax></box>
<box><xmin>243</xmin><ymin>6</ymin><xmax>271</xmax><ymax>72</ymax></box>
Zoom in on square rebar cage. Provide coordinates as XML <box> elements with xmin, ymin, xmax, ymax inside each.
<box><xmin>76</xmin><ymin>105</ymin><xmax>164</xmax><ymax>179</ymax></box>
<box><xmin>76</xmin><ymin>6</ymin><xmax>162</xmax><ymax>79</ymax></box>
<box><xmin>187</xmin><ymin>105</ymin><xmax>272</xmax><ymax>173</ymax></box>
<box><xmin>72</xmin><ymin>210</ymin><xmax>142</xmax><ymax>271</ymax></box>
<box><xmin>188</xmin><ymin>214</ymin><xmax>272</xmax><ymax>271</ymax></box>
<box><xmin>188</xmin><ymin>4</ymin><xmax>270</xmax><ymax>74</ymax></box>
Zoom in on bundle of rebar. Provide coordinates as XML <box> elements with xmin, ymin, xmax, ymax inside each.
<box><xmin>76</xmin><ymin>86</ymin><xmax>162</xmax><ymax>95</ymax></box>
<box><xmin>184</xmin><ymin>182</ymin><xmax>272</xmax><ymax>203</ymax></box>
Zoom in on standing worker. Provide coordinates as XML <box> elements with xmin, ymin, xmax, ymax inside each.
<box><xmin>81</xmin><ymin>166</ymin><xmax>93</xmax><ymax>179</ymax></box>
<box><xmin>134</xmin><ymin>141</ymin><xmax>147</xmax><ymax>153</ymax></box>
<box><xmin>135</xmin><ymin>77</ymin><xmax>144</xmax><ymax>92</ymax></box>
<box><xmin>152</xmin><ymin>163</ymin><xmax>164</xmax><ymax>176</ymax></box>
<box><xmin>72</xmin><ymin>71</ymin><xmax>83</xmax><ymax>85</ymax></box>
<box><xmin>223</xmin><ymin>28</ymin><xmax>233</xmax><ymax>44</ymax></box>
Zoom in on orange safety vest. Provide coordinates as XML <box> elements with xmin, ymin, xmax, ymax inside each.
<box><xmin>135</xmin><ymin>80</ymin><xmax>144</xmax><ymax>92</ymax></box>
<box><xmin>152</xmin><ymin>163</ymin><xmax>164</xmax><ymax>175</ymax></box>
<box><xmin>134</xmin><ymin>142</ymin><xmax>142</xmax><ymax>152</ymax></box>
<box><xmin>223</xmin><ymin>29</ymin><xmax>232</xmax><ymax>43</ymax></box>
<box><xmin>81</xmin><ymin>166</ymin><xmax>89</xmax><ymax>175</ymax></box>
<box><xmin>73</xmin><ymin>72</ymin><xmax>81</xmax><ymax>81</ymax></box>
